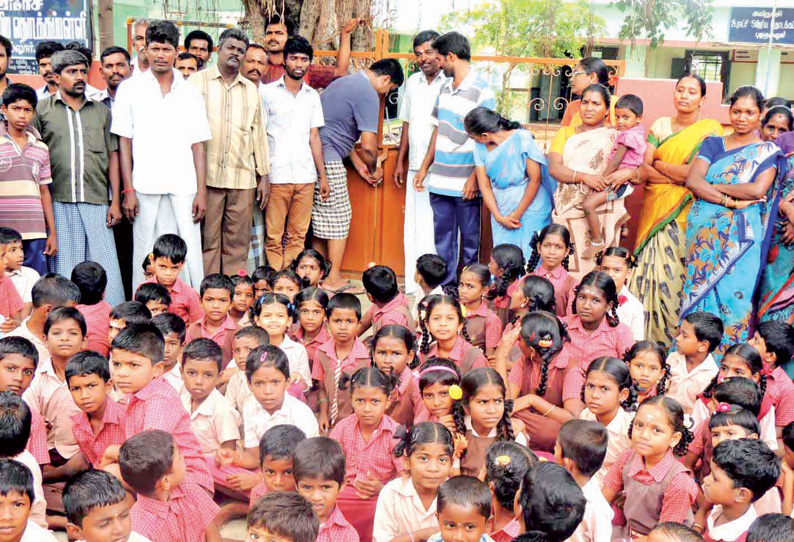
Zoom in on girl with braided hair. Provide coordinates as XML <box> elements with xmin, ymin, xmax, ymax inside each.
<box><xmin>626</xmin><ymin>340</ymin><xmax>670</xmax><ymax>403</ymax></box>
<box><xmin>494</xmin><ymin>311</ymin><xmax>579</xmax><ymax>452</ymax></box>
<box><xmin>526</xmin><ymin>224</ymin><xmax>577</xmax><ymax>317</ymax></box>
<box><xmin>417</xmin><ymin>295</ymin><xmax>488</xmax><ymax>375</ymax></box>
<box><xmin>485</xmin><ymin>243</ymin><xmax>526</xmax><ymax>326</ymax></box>
<box><xmin>603</xmin><ymin>396</ymin><xmax>697</xmax><ymax>538</ymax></box>
<box><xmin>414</xmin><ymin>358</ymin><xmax>461</xmax><ymax>434</ymax></box>
<box><xmin>579</xmin><ymin>356</ymin><xmax>637</xmax><ymax>485</ymax></box>
<box><xmin>484</xmin><ymin>442</ymin><xmax>538</xmax><ymax>540</ymax></box>
<box><xmin>450</xmin><ymin>368</ymin><xmax>526</xmax><ymax>477</ymax></box>
<box><xmin>562</xmin><ymin>271</ymin><xmax>635</xmax><ymax>416</ymax></box>
<box><xmin>458</xmin><ymin>264</ymin><xmax>503</xmax><ymax>357</ymax></box>
<box><xmin>596</xmin><ymin>246</ymin><xmax>644</xmax><ymax>341</ymax></box>
<box><xmin>500</xmin><ymin>276</ymin><xmax>557</xmax><ymax>372</ymax></box>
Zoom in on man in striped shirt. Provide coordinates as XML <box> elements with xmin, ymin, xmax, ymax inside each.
<box><xmin>414</xmin><ymin>32</ymin><xmax>496</xmax><ymax>286</ymax></box>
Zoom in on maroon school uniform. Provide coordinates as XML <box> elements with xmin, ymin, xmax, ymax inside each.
<box><xmin>419</xmin><ymin>336</ymin><xmax>487</xmax><ymax>375</ymax></box>
<box><xmin>386</xmin><ymin>366</ymin><xmax>421</xmax><ymax>427</ymax></box>
<box><xmin>534</xmin><ymin>264</ymin><xmax>577</xmax><ymax>318</ymax></box>
<box><xmin>311</xmin><ymin>336</ymin><xmax>371</xmax><ymax>427</ymax></box>
<box><xmin>465</xmin><ymin>302</ymin><xmax>503</xmax><ymax>353</ymax></box>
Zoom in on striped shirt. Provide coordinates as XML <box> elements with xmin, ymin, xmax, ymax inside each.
<box><xmin>189</xmin><ymin>67</ymin><xmax>269</xmax><ymax>190</ymax></box>
<box><xmin>428</xmin><ymin>71</ymin><xmax>495</xmax><ymax>197</ymax></box>
<box><xmin>0</xmin><ymin>129</ymin><xmax>52</xmax><ymax>240</ymax></box>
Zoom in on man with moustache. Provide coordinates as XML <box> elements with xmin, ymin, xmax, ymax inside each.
<box><xmin>33</xmin><ymin>50</ymin><xmax>125</xmax><ymax>304</ymax></box>
<box><xmin>260</xmin><ymin>36</ymin><xmax>328</xmax><ymax>270</ymax></box>
<box><xmin>96</xmin><ymin>46</ymin><xmax>131</xmax><ymax>109</ymax></box>
<box><xmin>190</xmin><ymin>27</ymin><xmax>268</xmax><ymax>275</ymax></box>
<box><xmin>394</xmin><ymin>30</ymin><xmax>446</xmax><ymax>295</ymax></box>
<box><xmin>131</xmin><ymin>18</ymin><xmax>150</xmax><ymax>75</ymax></box>
<box><xmin>35</xmin><ymin>41</ymin><xmax>64</xmax><ymax>100</ymax></box>
<box><xmin>260</xmin><ymin>15</ymin><xmax>355</xmax><ymax>89</ymax></box>
<box><xmin>185</xmin><ymin>30</ymin><xmax>213</xmax><ymax>70</ymax></box>
<box><xmin>0</xmin><ymin>36</ymin><xmax>11</xmax><ymax>96</ymax></box>
<box><xmin>241</xmin><ymin>43</ymin><xmax>267</xmax><ymax>88</ymax></box>
<box><xmin>112</xmin><ymin>20</ymin><xmax>211</xmax><ymax>288</ymax></box>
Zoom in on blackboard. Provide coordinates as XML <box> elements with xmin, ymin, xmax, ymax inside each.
<box><xmin>729</xmin><ymin>7</ymin><xmax>794</xmax><ymax>45</ymax></box>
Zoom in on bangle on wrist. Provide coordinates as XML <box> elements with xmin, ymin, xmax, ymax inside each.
<box><xmin>572</xmin><ymin>170</ymin><xmax>578</xmax><ymax>183</ymax></box>
<box><xmin>543</xmin><ymin>404</ymin><xmax>555</xmax><ymax>417</ymax></box>
<box><xmin>122</xmin><ymin>188</ymin><xmax>135</xmax><ymax>194</ymax></box>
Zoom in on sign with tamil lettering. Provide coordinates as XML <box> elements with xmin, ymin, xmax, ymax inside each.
<box><xmin>729</xmin><ymin>7</ymin><xmax>794</xmax><ymax>45</ymax></box>
<box><xmin>0</xmin><ymin>0</ymin><xmax>91</xmax><ymax>74</ymax></box>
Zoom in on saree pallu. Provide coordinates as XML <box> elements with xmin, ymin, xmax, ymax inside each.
<box><xmin>680</xmin><ymin>140</ymin><xmax>784</xmax><ymax>354</ymax></box>
<box><xmin>759</xmin><ymin>134</ymin><xmax>794</xmax><ymax>323</ymax></box>
<box><xmin>629</xmin><ymin>119</ymin><xmax>723</xmax><ymax>345</ymax></box>
<box><xmin>552</xmin><ymin>126</ymin><xmax>626</xmax><ymax>280</ymax></box>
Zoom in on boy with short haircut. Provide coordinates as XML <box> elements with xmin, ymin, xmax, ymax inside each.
<box><xmin>429</xmin><ymin>475</ymin><xmax>494</xmax><ymax>542</ymax></box>
<box><xmin>649</xmin><ymin>522</ymin><xmax>705</xmax><ymax>542</ymax></box>
<box><xmin>668</xmin><ymin>311</ymin><xmax>724</xmax><ymax>414</ymax></box>
<box><xmin>0</xmin><ymin>337</ymin><xmax>48</xmax><ymax>467</ymax></box>
<box><xmin>225</xmin><ymin>325</ymin><xmax>269</xmax><ymax>413</ymax></box>
<box><xmin>141</xmin><ymin>254</ymin><xmax>154</xmax><ymax>283</ymax></box>
<box><xmin>412</xmin><ymin>253</ymin><xmax>446</xmax><ymax>320</ymax></box>
<box><xmin>66</xmin><ymin>351</ymin><xmax>126</xmax><ymax>469</ymax></box>
<box><xmin>146</xmin><ymin>234</ymin><xmax>203</xmax><ymax>325</ymax></box>
<box><xmin>293</xmin><ymin>437</ymin><xmax>359</xmax><ymax>542</ymax></box>
<box><xmin>9</xmin><ymin>273</ymin><xmax>81</xmax><ymax>363</ymax></box>
<box><xmin>107</xmin><ymin>324</ymin><xmax>212</xmax><ymax>492</ymax></box>
<box><xmin>313</xmin><ymin>293</ymin><xmax>370</xmax><ymax>431</ymax></box>
<box><xmin>702</xmin><ymin>438</ymin><xmax>780</xmax><ymax>542</ymax></box>
<box><xmin>0</xmin><ymin>228</ymin><xmax>40</xmax><ymax>318</ymax></box>
<box><xmin>185</xmin><ymin>273</ymin><xmax>236</xmax><ymax>366</ymax></box>
<box><xmin>248</xmin><ymin>491</ymin><xmax>320</xmax><ymax>542</ymax></box>
<box><xmin>178</xmin><ymin>338</ymin><xmax>240</xmax><ymax>458</ymax></box>
<box><xmin>555</xmin><ymin>419</ymin><xmax>614</xmax><ymax>542</ymax></box>
<box><xmin>119</xmin><ymin>430</ymin><xmax>220</xmax><ymax>542</ymax></box>
<box><xmin>108</xmin><ymin>301</ymin><xmax>151</xmax><ymax>344</ymax></box>
<box><xmin>749</xmin><ymin>321</ymin><xmax>794</xmax><ymax>444</ymax></box>
<box><xmin>63</xmin><ymin>469</ymin><xmax>153</xmax><ymax>542</ymax></box>
<box><xmin>151</xmin><ymin>312</ymin><xmax>187</xmax><ymax>394</ymax></box>
<box><xmin>23</xmin><ymin>307</ymin><xmax>86</xmax><ymax>471</ymax></box>
<box><xmin>0</xmin><ymin>392</ymin><xmax>46</xmax><ymax>528</ymax></box>
<box><xmin>0</xmin><ymin>458</ymin><xmax>58</xmax><ymax>541</ymax></box>
<box><xmin>72</xmin><ymin>261</ymin><xmax>113</xmax><ymax>356</ymax></box>
<box><xmin>359</xmin><ymin>265</ymin><xmax>416</xmax><ymax>336</ymax></box>
<box><xmin>134</xmin><ymin>283</ymin><xmax>172</xmax><ymax>318</ymax></box>
<box><xmin>0</xmin><ymin>84</ymin><xmax>56</xmax><ymax>277</ymax></box>
<box><xmin>252</xmin><ymin>424</ymin><xmax>307</xmax><ymax>503</ymax></box>
<box><xmin>0</xmin><ymin>231</ymin><xmax>24</xmax><ymax>332</ymax></box>
<box><xmin>746</xmin><ymin>514</ymin><xmax>794</xmax><ymax>542</ymax></box>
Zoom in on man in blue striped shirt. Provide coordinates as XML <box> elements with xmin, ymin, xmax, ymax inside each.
<box><xmin>414</xmin><ymin>32</ymin><xmax>495</xmax><ymax>286</ymax></box>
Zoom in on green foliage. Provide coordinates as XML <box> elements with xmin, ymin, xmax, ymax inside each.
<box><xmin>613</xmin><ymin>0</ymin><xmax>713</xmax><ymax>48</ymax></box>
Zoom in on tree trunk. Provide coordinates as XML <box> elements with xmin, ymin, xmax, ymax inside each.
<box><xmin>96</xmin><ymin>0</ymin><xmax>114</xmax><ymax>53</ymax></box>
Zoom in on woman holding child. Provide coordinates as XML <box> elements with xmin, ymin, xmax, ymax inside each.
<box><xmin>548</xmin><ymin>84</ymin><xmax>632</xmax><ymax>279</ymax></box>
<box><xmin>629</xmin><ymin>74</ymin><xmax>723</xmax><ymax>345</ymax></box>
<box><xmin>681</xmin><ymin>85</ymin><xmax>784</xmax><ymax>351</ymax></box>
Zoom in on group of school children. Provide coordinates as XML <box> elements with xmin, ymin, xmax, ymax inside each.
<box><xmin>0</xmin><ymin>221</ymin><xmax>794</xmax><ymax>542</ymax></box>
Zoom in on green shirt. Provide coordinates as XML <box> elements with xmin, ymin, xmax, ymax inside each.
<box><xmin>33</xmin><ymin>92</ymin><xmax>118</xmax><ymax>205</ymax></box>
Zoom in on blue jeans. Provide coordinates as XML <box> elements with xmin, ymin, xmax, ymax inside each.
<box><xmin>429</xmin><ymin>193</ymin><xmax>481</xmax><ymax>285</ymax></box>
<box><xmin>23</xmin><ymin>239</ymin><xmax>48</xmax><ymax>275</ymax></box>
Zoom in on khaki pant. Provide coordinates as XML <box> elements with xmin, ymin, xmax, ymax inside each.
<box><xmin>202</xmin><ymin>186</ymin><xmax>256</xmax><ymax>275</ymax></box>
<box><xmin>265</xmin><ymin>183</ymin><xmax>314</xmax><ymax>270</ymax></box>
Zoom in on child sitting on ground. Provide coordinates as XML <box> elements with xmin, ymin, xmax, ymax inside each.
<box><xmin>359</xmin><ymin>265</ymin><xmax>416</xmax><ymax>337</ymax></box>
<box><xmin>0</xmin><ymin>392</ymin><xmax>46</xmax><ymax>528</ymax></box>
<box><xmin>582</xmin><ymin>94</ymin><xmax>646</xmax><ymax>259</ymax></box>
<box><xmin>63</xmin><ymin>469</ymin><xmax>151</xmax><ymax>542</ymax></box>
<box><xmin>72</xmin><ymin>262</ymin><xmax>113</xmax><ymax>356</ymax></box>
<box><xmin>701</xmin><ymin>438</ymin><xmax>780</xmax><ymax>542</ymax></box>
<box><xmin>186</xmin><ymin>273</ymin><xmax>236</xmax><ymax>366</ymax></box>
<box><xmin>224</xmin><ymin>325</ymin><xmax>269</xmax><ymax>413</ymax></box>
<box><xmin>293</xmin><ymin>437</ymin><xmax>360</xmax><ymax>542</ymax></box>
<box><xmin>668</xmin><ymin>311</ymin><xmax>723</xmax><ymax>414</ymax></box>
<box><xmin>648</xmin><ymin>522</ymin><xmax>705</xmax><ymax>542</ymax></box>
<box><xmin>134</xmin><ymin>282</ymin><xmax>171</xmax><ymax>318</ymax></box>
<box><xmin>66</xmin><ymin>351</ymin><xmax>125</xmax><ymax>470</ymax></box>
<box><xmin>1</xmin><ymin>228</ymin><xmax>40</xmax><ymax>319</ymax></box>
<box><xmin>412</xmin><ymin>254</ymin><xmax>447</xmax><ymax>322</ymax></box>
<box><xmin>252</xmin><ymin>265</ymin><xmax>275</xmax><ymax>302</ymax></box>
<box><xmin>147</xmin><ymin>234</ymin><xmax>203</xmax><ymax>324</ymax></box>
<box><xmin>108</xmin><ymin>301</ymin><xmax>151</xmax><ymax>345</ymax></box>
<box><xmin>428</xmin><ymin>476</ymin><xmax>496</xmax><ymax>542</ymax></box>
<box><xmin>554</xmin><ymin>419</ymin><xmax>613</xmax><ymax>542</ymax></box>
<box><xmin>483</xmin><ymin>441</ymin><xmax>536</xmax><ymax>541</ymax></box>
<box><xmin>151</xmin><ymin>312</ymin><xmax>187</xmax><ymax>394</ymax></box>
<box><xmin>247</xmin><ymin>491</ymin><xmax>320</xmax><ymax>542</ymax></box>
<box><xmin>0</xmin><ymin>458</ymin><xmax>58</xmax><ymax>541</ymax></box>
<box><xmin>746</xmin><ymin>514</ymin><xmax>794</xmax><ymax>542</ymax></box>
<box><xmin>119</xmin><ymin>430</ymin><xmax>220</xmax><ymax>542</ymax></box>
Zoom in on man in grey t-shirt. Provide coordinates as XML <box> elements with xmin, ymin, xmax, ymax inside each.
<box><xmin>313</xmin><ymin>59</ymin><xmax>403</xmax><ymax>292</ymax></box>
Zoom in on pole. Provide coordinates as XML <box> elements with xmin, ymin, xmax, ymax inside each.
<box><xmin>765</xmin><ymin>0</ymin><xmax>778</xmax><ymax>96</ymax></box>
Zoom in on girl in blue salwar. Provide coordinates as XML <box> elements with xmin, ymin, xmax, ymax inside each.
<box><xmin>465</xmin><ymin>107</ymin><xmax>555</xmax><ymax>259</ymax></box>
<box><xmin>680</xmin><ymin>86</ymin><xmax>784</xmax><ymax>353</ymax></box>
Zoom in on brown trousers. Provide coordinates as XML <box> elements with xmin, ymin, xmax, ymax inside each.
<box><xmin>203</xmin><ymin>186</ymin><xmax>256</xmax><ymax>275</ymax></box>
<box><xmin>265</xmin><ymin>183</ymin><xmax>314</xmax><ymax>270</ymax></box>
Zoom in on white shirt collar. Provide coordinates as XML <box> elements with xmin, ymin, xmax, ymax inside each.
<box><xmin>181</xmin><ymin>388</ymin><xmax>222</xmax><ymax>418</ymax></box>
<box><xmin>707</xmin><ymin>504</ymin><xmax>757</xmax><ymax>541</ymax></box>
<box><xmin>465</xmin><ymin>415</ymin><xmax>497</xmax><ymax>438</ymax></box>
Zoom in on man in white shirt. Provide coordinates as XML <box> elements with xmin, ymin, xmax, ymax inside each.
<box><xmin>112</xmin><ymin>20</ymin><xmax>211</xmax><ymax>289</ymax></box>
<box><xmin>130</xmin><ymin>18</ymin><xmax>150</xmax><ymax>76</ymax></box>
<box><xmin>394</xmin><ymin>30</ymin><xmax>446</xmax><ymax>295</ymax></box>
<box><xmin>35</xmin><ymin>41</ymin><xmax>64</xmax><ymax>100</ymax></box>
<box><xmin>261</xmin><ymin>35</ymin><xmax>328</xmax><ymax>270</ymax></box>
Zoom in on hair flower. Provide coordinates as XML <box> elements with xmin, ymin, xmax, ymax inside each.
<box><xmin>460</xmin><ymin>306</ymin><xmax>467</xmax><ymax>318</ymax></box>
<box><xmin>538</xmin><ymin>334</ymin><xmax>553</xmax><ymax>349</ymax></box>
<box><xmin>237</xmin><ymin>269</ymin><xmax>248</xmax><ymax>277</ymax></box>
<box><xmin>494</xmin><ymin>455</ymin><xmax>511</xmax><ymax>467</ymax></box>
<box><xmin>448</xmin><ymin>384</ymin><xmax>463</xmax><ymax>400</ymax></box>
<box><xmin>715</xmin><ymin>402</ymin><xmax>732</xmax><ymax>413</ymax></box>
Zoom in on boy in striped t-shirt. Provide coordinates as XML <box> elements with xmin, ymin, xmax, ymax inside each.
<box><xmin>414</xmin><ymin>32</ymin><xmax>496</xmax><ymax>286</ymax></box>
<box><xmin>0</xmin><ymin>83</ymin><xmax>56</xmax><ymax>276</ymax></box>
